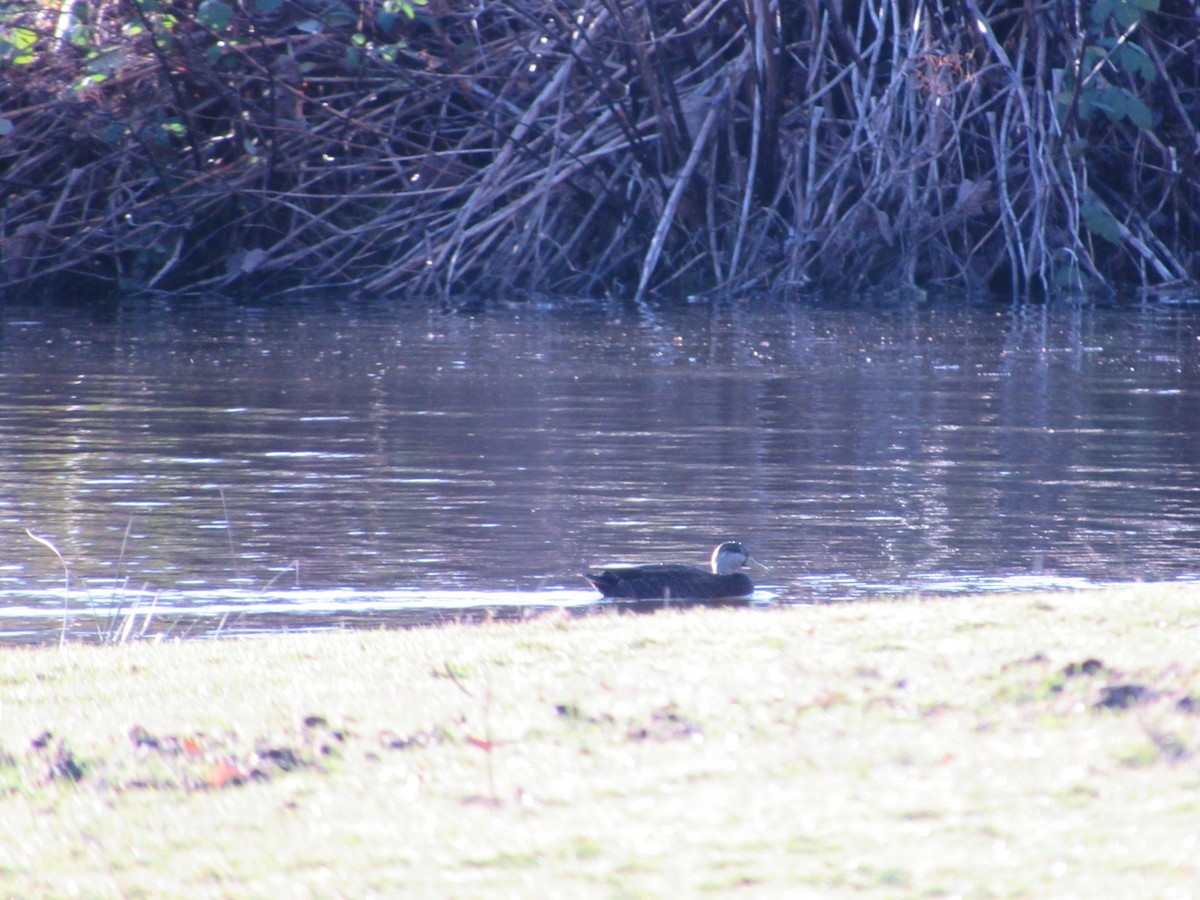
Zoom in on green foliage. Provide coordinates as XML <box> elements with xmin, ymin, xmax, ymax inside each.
<box><xmin>0</xmin><ymin>24</ymin><xmax>37</xmax><ymax>66</ymax></box>
<box><xmin>1089</xmin><ymin>0</ymin><xmax>1159</xmax><ymax>28</ymax></box>
<box><xmin>1107</xmin><ymin>38</ymin><xmax>1155</xmax><ymax>81</ymax></box>
<box><xmin>137</xmin><ymin>111</ymin><xmax>186</xmax><ymax>152</ymax></box>
<box><xmin>246</xmin><ymin>0</ymin><xmax>285</xmax><ymax>15</ymax></box>
<box><xmin>101</xmin><ymin>121</ymin><xmax>129</xmax><ymax>144</ymax></box>
<box><xmin>197</xmin><ymin>0</ymin><xmax>235</xmax><ymax>33</ymax></box>
<box><xmin>1057</xmin><ymin>0</ymin><xmax>1159</xmax><ymax>133</ymax></box>
<box><xmin>295</xmin><ymin>0</ymin><xmax>358</xmax><ymax>34</ymax></box>
<box><xmin>1094</xmin><ymin>83</ymin><xmax>1152</xmax><ymax>129</ymax></box>
<box><xmin>394</xmin><ymin>0</ymin><xmax>429</xmax><ymax>19</ymax></box>
<box><xmin>1080</xmin><ymin>200</ymin><xmax>1122</xmax><ymax>244</ymax></box>
<box><xmin>1052</xmin><ymin>0</ymin><xmax>1168</xmax><ymax>252</ymax></box>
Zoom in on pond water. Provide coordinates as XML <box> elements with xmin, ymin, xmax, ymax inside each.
<box><xmin>2</xmin><ymin>294</ymin><xmax>1198</xmax><ymax>644</ymax></box>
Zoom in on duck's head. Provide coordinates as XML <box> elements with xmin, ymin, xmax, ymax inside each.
<box><xmin>710</xmin><ymin>541</ymin><xmax>769</xmax><ymax>575</ymax></box>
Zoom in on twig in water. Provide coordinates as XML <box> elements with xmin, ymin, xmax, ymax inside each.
<box><xmin>137</xmin><ymin>591</ymin><xmax>161</xmax><ymax>641</ymax></box>
<box><xmin>219</xmin><ymin>487</ymin><xmax>240</xmax><ymax>580</ymax></box>
<box><xmin>26</xmin><ymin>529</ymin><xmax>71</xmax><ymax>649</ymax></box>
<box><xmin>211</xmin><ymin>560</ymin><xmax>301</xmax><ymax>640</ymax></box>
<box><xmin>106</xmin><ymin>518</ymin><xmax>135</xmax><ymax>639</ymax></box>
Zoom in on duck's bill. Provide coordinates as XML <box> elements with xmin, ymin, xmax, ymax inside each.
<box><xmin>747</xmin><ymin>556</ymin><xmax>769</xmax><ymax>572</ymax></box>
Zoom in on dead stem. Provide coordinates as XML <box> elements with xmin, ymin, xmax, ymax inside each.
<box><xmin>1</xmin><ymin>0</ymin><xmax>1195</xmax><ymax>299</ymax></box>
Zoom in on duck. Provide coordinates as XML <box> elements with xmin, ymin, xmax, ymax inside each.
<box><xmin>584</xmin><ymin>541</ymin><xmax>768</xmax><ymax>600</ymax></box>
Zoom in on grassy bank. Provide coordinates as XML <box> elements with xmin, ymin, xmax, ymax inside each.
<box><xmin>3</xmin><ymin>584</ymin><xmax>1200</xmax><ymax>896</ymax></box>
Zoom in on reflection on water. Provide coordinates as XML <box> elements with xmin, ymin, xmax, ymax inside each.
<box><xmin>1</xmin><ymin>295</ymin><xmax>1198</xmax><ymax>643</ymax></box>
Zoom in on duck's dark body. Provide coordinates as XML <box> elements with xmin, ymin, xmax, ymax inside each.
<box><xmin>584</xmin><ymin>564</ymin><xmax>755</xmax><ymax>600</ymax></box>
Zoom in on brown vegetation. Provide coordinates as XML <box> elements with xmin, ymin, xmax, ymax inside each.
<box><xmin>1</xmin><ymin>0</ymin><xmax>1197</xmax><ymax>300</ymax></box>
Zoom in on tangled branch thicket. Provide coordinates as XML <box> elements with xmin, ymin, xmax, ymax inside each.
<box><xmin>1</xmin><ymin>0</ymin><xmax>1197</xmax><ymax>301</ymax></box>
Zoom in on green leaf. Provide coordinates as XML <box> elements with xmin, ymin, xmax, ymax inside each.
<box><xmin>7</xmin><ymin>26</ymin><xmax>37</xmax><ymax>51</ymax></box>
<box><xmin>70</xmin><ymin>72</ymin><xmax>107</xmax><ymax>91</ymax></box>
<box><xmin>1121</xmin><ymin>92</ymin><xmax>1153</xmax><ymax>130</ymax></box>
<box><xmin>1053</xmin><ymin>261</ymin><xmax>1083</xmax><ymax>289</ymax></box>
<box><xmin>1112</xmin><ymin>0</ymin><xmax>1142</xmax><ymax>28</ymax></box>
<box><xmin>197</xmin><ymin>0</ymin><xmax>233</xmax><ymax>32</ymax></box>
<box><xmin>86</xmin><ymin>45</ymin><xmax>129</xmax><ymax>76</ymax></box>
<box><xmin>102</xmin><ymin>121</ymin><xmax>127</xmax><ymax>144</ymax></box>
<box><xmin>1112</xmin><ymin>41</ymin><xmax>1156</xmax><ymax>82</ymax></box>
<box><xmin>248</xmin><ymin>0</ymin><xmax>284</xmax><ymax>13</ymax></box>
<box><xmin>1098</xmin><ymin>85</ymin><xmax>1153</xmax><ymax>129</ymax></box>
<box><xmin>1094</xmin><ymin>84</ymin><xmax>1122</xmax><ymax>122</ymax></box>
<box><xmin>146</xmin><ymin>129</ymin><xmax>167</xmax><ymax>149</ymax></box>
<box><xmin>376</xmin><ymin>42</ymin><xmax>402</xmax><ymax>63</ymax></box>
<box><xmin>322</xmin><ymin>1</ymin><xmax>358</xmax><ymax>28</ymax></box>
<box><xmin>0</xmin><ymin>26</ymin><xmax>38</xmax><ymax>65</ymax></box>
<box><xmin>384</xmin><ymin>0</ymin><xmax>426</xmax><ymax>14</ymax></box>
<box><xmin>1088</xmin><ymin>0</ymin><xmax>1115</xmax><ymax>26</ymax></box>
<box><xmin>1077</xmin><ymin>94</ymin><xmax>1095</xmax><ymax>121</ymax></box>
<box><xmin>1081</xmin><ymin>201</ymin><xmax>1122</xmax><ymax>244</ymax></box>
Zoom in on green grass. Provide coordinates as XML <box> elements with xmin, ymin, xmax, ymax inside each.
<box><xmin>2</xmin><ymin>584</ymin><xmax>1200</xmax><ymax>896</ymax></box>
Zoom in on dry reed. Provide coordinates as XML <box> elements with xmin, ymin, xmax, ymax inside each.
<box><xmin>1</xmin><ymin>0</ymin><xmax>1196</xmax><ymax>299</ymax></box>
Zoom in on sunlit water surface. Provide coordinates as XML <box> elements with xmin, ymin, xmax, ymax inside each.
<box><xmin>2</xmin><ymin>294</ymin><xmax>1198</xmax><ymax>643</ymax></box>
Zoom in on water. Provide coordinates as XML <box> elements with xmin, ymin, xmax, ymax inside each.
<box><xmin>2</xmin><ymin>294</ymin><xmax>1198</xmax><ymax>644</ymax></box>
